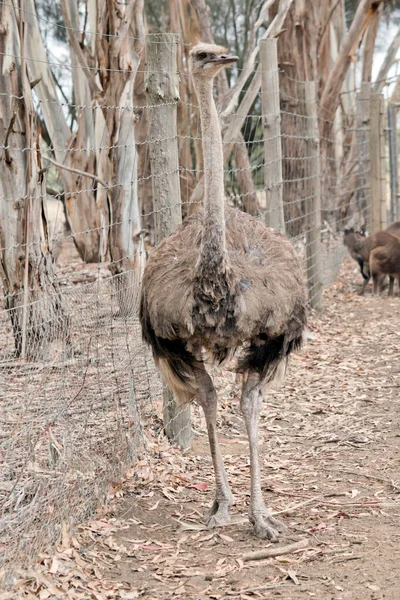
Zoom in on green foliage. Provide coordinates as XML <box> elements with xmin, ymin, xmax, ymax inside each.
<box><xmin>144</xmin><ymin>0</ymin><xmax>166</xmax><ymax>31</ymax></box>
<box><xmin>35</xmin><ymin>0</ymin><xmax>67</xmax><ymax>43</ymax></box>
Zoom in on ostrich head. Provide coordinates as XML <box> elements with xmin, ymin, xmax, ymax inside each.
<box><xmin>189</xmin><ymin>43</ymin><xmax>238</xmax><ymax>77</ymax></box>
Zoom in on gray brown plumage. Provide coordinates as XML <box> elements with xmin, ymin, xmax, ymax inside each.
<box><xmin>140</xmin><ymin>43</ymin><xmax>307</xmax><ymax>540</ymax></box>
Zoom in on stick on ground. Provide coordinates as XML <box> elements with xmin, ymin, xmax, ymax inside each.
<box><xmin>243</xmin><ymin>538</ymin><xmax>309</xmax><ymax>562</ymax></box>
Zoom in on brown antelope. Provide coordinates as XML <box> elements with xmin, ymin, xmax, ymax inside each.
<box><xmin>343</xmin><ymin>222</ymin><xmax>400</xmax><ymax>294</ymax></box>
<box><xmin>369</xmin><ymin>233</ymin><xmax>400</xmax><ymax>296</ymax></box>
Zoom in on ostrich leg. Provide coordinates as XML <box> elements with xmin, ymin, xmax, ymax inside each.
<box><xmin>194</xmin><ymin>361</ymin><xmax>233</xmax><ymax>527</ymax></box>
<box><xmin>241</xmin><ymin>371</ymin><xmax>287</xmax><ymax>540</ymax></box>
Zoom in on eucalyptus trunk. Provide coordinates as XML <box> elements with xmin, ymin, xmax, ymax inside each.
<box><xmin>0</xmin><ymin>1</ymin><xmax>69</xmax><ymax>359</ymax></box>
<box><xmin>24</xmin><ymin>0</ymin><xmax>144</xmax><ymax>272</ymax></box>
<box><xmin>274</xmin><ymin>0</ymin><xmax>364</xmax><ymax>231</ymax></box>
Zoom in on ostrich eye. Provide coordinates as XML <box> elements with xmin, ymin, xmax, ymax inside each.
<box><xmin>197</xmin><ymin>52</ymin><xmax>208</xmax><ymax>60</ymax></box>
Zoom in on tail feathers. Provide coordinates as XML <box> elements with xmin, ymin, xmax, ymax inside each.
<box><xmin>147</xmin><ymin>335</ymin><xmax>199</xmax><ymax>406</ymax></box>
<box><xmin>262</xmin><ymin>357</ymin><xmax>288</xmax><ymax>391</ymax></box>
<box><xmin>157</xmin><ymin>356</ymin><xmax>197</xmax><ymax>406</ymax></box>
<box><xmin>237</xmin><ymin>333</ymin><xmax>302</xmax><ymax>384</ymax></box>
<box><xmin>140</xmin><ymin>295</ymin><xmax>198</xmax><ymax>405</ymax></box>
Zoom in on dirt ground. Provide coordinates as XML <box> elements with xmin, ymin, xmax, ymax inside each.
<box><xmin>7</xmin><ymin>259</ymin><xmax>400</xmax><ymax>599</ymax></box>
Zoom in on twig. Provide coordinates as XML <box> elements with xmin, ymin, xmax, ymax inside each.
<box><xmin>46</xmin><ymin>186</ymin><xmax>65</xmax><ymax>201</ymax></box>
<box><xmin>4</xmin><ymin>112</ymin><xmax>17</xmax><ymax>164</ymax></box>
<box><xmin>30</xmin><ymin>76</ymin><xmax>42</xmax><ymax>89</ymax></box>
<box><xmin>236</xmin><ymin>583</ymin><xmax>296</xmax><ymax>593</ymax></box>
<box><xmin>318</xmin><ymin>501</ymin><xmax>397</xmax><ymax>508</ymax></box>
<box><xmin>51</xmin><ymin>69</ymin><xmax>75</xmax><ymax>125</ymax></box>
<box><xmin>43</xmin><ymin>156</ymin><xmax>108</xmax><ymax>189</ymax></box>
<box><xmin>272</xmin><ymin>496</ymin><xmax>320</xmax><ymax>516</ymax></box>
<box><xmin>243</xmin><ymin>538</ymin><xmax>309</xmax><ymax>561</ymax></box>
<box><xmin>172</xmin><ymin>516</ymin><xmax>248</xmax><ymax>531</ymax></box>
<box><xmin>331</xmin><ymin>555</ymin><xmax>362</xmax><ymax>564</ymax></box>
<box><xmin>334</xmin><ymin>469</ymin><xmax>400</xmax><ymax>490</ymax></box>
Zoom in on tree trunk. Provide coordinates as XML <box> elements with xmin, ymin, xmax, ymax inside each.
<box><xmin>273</xmin><ymin>0</ymin><xmax>379</xmax><ymax>226</ymax></box>
<box><xmin>61</xmin><ymin>0</ymin><xmax>105</xmax><ymax>262</ymax></box>
<box><xmin>320</xmin><ymin>0</ymin><xmax>383</xmax><ymax>127</ymax></box>
<box><xmin>374</xmin><ymin>24</ymin><xmax>400</xmax><ymax>93</ymax></box>
<box><xmin>23</xmin><ymin>0</ymin><xmax>144</xmax><ymax>272</ymax></box>
<box><xmin>168</xmin><ymin>0</ymin><xmax>198</xmax><ymax>215</ymax></box>
<box><xmin>24</xmin><ymin>0</ymin><xmax>102</xmax><ymax>262</ymax></box>
<box><xmin>0</xmin><ymin>2</ymin><xmax>69</xmax><ymax>359</ymax></box>
<box><xmin>361</xmin><ymin>1</ymin><xmax>383</xmax><ymax>83</ymax></box>
<box><xmin>334</xmin><ymin>1</ymin><xmax>382</xmax><ymax>227</ymax></box>
<box><xmin>390</xmin><ymin>76</ymin><xmax>400</xmax><ymax>104</ymax></box>
<box><xmin>272</xmin><ymin>0</ymin><xmax>322</xmax><ymax>234</ymax></box>
<box><xmin>96</xmin><ymin>0</ymin><xmax>145</xmax><ymax>263</ymax></box>
<box><xmin>94</xmin><ymin>0</ymin><xmax>145</xmax><ymax>314</ymax></box>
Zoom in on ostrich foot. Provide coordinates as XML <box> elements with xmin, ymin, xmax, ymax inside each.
<box><xmin>249</xmin><ymin>505</ymin><xmax>287</xmax><ymax>540</ymax></box>
<box><xmin>205</xmin><ymin>495</ymin><xmax>233</xmax><ymax>528</ymax></box>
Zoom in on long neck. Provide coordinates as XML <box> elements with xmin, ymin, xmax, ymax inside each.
<box><xmin>194</xmin><ymin>76</ymin><xmax>227</xmax><ymax>278</ymax></box>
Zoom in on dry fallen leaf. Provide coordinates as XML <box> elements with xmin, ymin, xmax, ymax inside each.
<box><xmin>190</xmin><ymin>483</ymin><xmax>209</xmax><ymax>491</ymax></box>
<box><xmin>120</xmin><ymin>592</ymin><xmax>139</xmax><ymax>599</ymax></box>
<box><xmin>287</xmin><ymin>569</ymin><xmax>300</xmax><ymax>585</ymax></box>
<box><xmin>218</xmin><ymin>533</ymin><xmax>234</xmax><ymax>543</ymax></box>
<box><xmin>48</xmin><ymin>557</ymin><xmax>59</xmax><ymax>575</ymax></box>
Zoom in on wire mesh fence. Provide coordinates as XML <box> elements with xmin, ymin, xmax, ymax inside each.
<box><xmin>0</xmin><ymin>16</ymin><xmax>385</xmax><ymax>581</ymax></box>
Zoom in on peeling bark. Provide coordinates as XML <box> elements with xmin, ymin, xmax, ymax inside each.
<box><xmin>271</xmin><ymin>0</ymin><xmax>322</xmax><ymax>232</ymax></box>
<box><xmin>362</xmin><ymin>2</ymin><xmax>383</xmax><ymax>83</ymax></box>
<box><xmin>24</xmin><ymin>0</ymin><xmax>144</xmax><ymax>269</ymax></box>
<box><xmin>0</xmin><ymin>2</ymin><xmax>69</xmax><ymax>359</ymax></box>
<box><xmin>320</xmin><ymin>0</ymin><xmax>384</xmax><ymax>124</ymax></box>
<box><xmin>168</xmin><ymin>0</ymin><xmax>198</xmax><ymax>215</ymax></box>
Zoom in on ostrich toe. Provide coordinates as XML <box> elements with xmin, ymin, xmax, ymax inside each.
<box><xmin>250</xmin><ymin>506</ymin><xmax>287</xmax><ymax>540</ymax></box>
<box><xmin>205</xmin><ymin>497</ymin><xmax>232</xmax><ymax>528</ymax></box>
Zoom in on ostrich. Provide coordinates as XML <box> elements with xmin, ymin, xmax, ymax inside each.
<box><xmin>140</xmin><ymin>43</ymin><xmax>307</xmax><ymax>540</ymax></box>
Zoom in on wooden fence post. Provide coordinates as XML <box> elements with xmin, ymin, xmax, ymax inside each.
<box><xmin>356</xmin><ymin>82</ymin><xmax>371</xmax><ymax>230</ymax></box>
<box><xmin>388</xmin><ymin>103</ymin><xmax>398</xmax><ymax>223</ymax></box>
<box><xmin>380</xmin><ymin>98</ymin><xmax>388</xmax><ymax>231</ymax></box>
<box><xmin>369</xmin><ymin>92</ymin><xmax>387</xmax><ymax>232</ymax></box>
<box><xmin>260</xmin><ymin>38</ymin><xmax>285</xmax><ymax>232</ymax></box>
<box><xmin>145</xmin><ymin>33</ymin><xmax>192</xmax><ymax>449</ymax></box>
<box><xmin>303</xmin><ymin>81</ymin><xmax>323</xmax><ymax>310</ymax></box>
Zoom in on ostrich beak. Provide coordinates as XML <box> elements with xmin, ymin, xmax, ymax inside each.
<box><xmin>209</xmin><ymin>54</ymin><xmax>239</xmax><ymax>66</ymax></box>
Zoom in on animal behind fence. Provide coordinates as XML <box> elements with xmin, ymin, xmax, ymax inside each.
<box><xmin>343</xmin><ymin>222</ymin><xmax>400</xmax><ymax>295</ymax></box>
<box><xmin>369</xmin><ymin>233</ymin><xmax>400</xmax><ymax>296</ymax></box>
